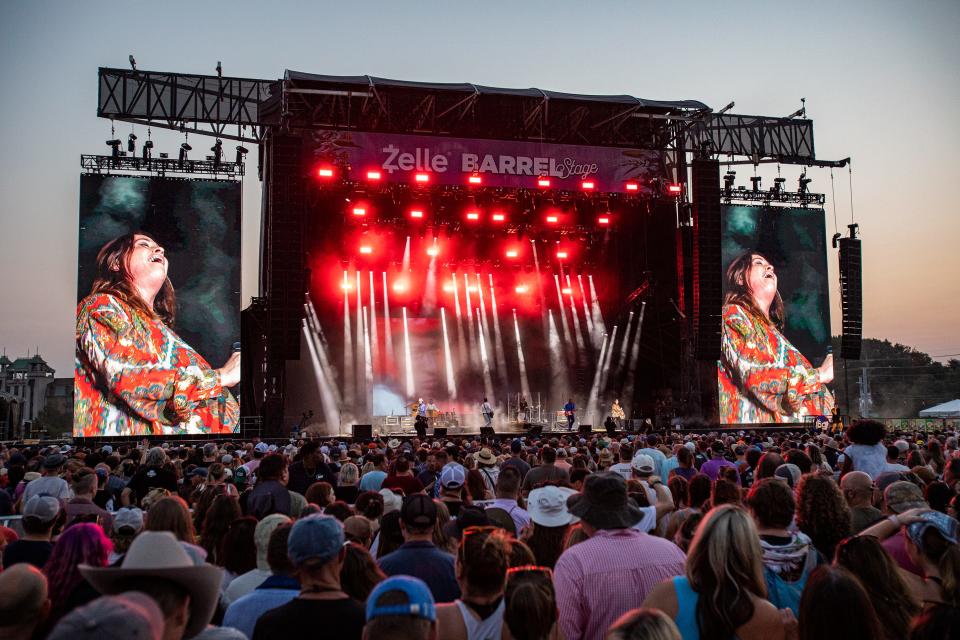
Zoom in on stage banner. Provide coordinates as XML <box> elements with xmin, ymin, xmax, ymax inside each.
<box><xmin>74</xmin><ymin>175</ymin><xmax>241</xmax><ymax>437</ymax></box>
<box><xmin>306</xmin><ymin>130</ymin><xmax>664</xmax><ymax>192</ymax></box>
<box><xmin>717</xmin><ymin>205</ymin><xmax>833</xmax><ymax>424</ymax></box>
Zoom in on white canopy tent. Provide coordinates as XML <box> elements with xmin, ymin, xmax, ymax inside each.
<box><xmin>919</xmin><ymin>399</ymin><xmax>960</xmax><ymax>418</ymax></box>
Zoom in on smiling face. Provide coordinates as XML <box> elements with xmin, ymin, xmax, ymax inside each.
<box><xmin>124</xmin><ymin>234</ymin><xmax>168</xmax><ymax>290</ymax></box>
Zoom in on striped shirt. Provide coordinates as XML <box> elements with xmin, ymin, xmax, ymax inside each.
<box><xmin>555</xmin><ymin>528</ymin><xmax>686</xmax><ymax>640</ymax></box>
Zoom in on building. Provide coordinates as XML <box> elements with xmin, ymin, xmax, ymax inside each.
<box><xmin>0</xmin><ymin>352</ymin><xmax>55</xmax><ymax>439</ymax></box>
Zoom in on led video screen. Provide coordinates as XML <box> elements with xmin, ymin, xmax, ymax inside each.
<box><xmin>718</xmin><ymin>205</ymin><xmax>834</xmax><ymax>424</ymax></box>
<box><xmin>75</xmin><ymin>175</ymin><xmax>241</xmax><ymax>436</ymax></box>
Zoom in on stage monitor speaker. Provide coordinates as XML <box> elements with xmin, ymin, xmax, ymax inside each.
<box><xmin>578</xmin><ymin>424</ymin><xmax>593</xmax><ymax>436</ymax></box>
<box><xmin>433</xmin><ymin>427</ymin><xmax>447</xmax><ymax>438</ymax></box>
<box><xmin>352</xmin><ymin>424</ymin><xmax>372</xmax><ymax>440</ymax></box>
<box><xmin>692</xmin><ymin>158</ymin><xmax>722</xmax><ymax>361</ymax></box>
<box><xmin>838</xmin><ymin>236</ymin><xmax>863</xmax><ymax>360</ymax></box>
<box><xmin>480</xmin><ymin>426</ymin><xmax>496</xmax><ymax>437</ymax></box>
<box><xmin>526</xmin><ymin>424</ymin><xmax>543</xmax><ymax>437</ymax></box>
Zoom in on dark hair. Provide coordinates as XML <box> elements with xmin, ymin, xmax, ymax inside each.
<box><xmin>90</xmin><ymin>232</ymin><xmax>176</xmax><ymax>325</ymax></box>
<box><xmin>675</xmin><ymin>511</ymin><xmax>704</xmax><ymax>553</ymax></box>
<box><xmin>746</xmin><ymin>478</ymin><xmax>796</xmax><ymax>529</ymax></box>
<box><xmin>834</xmin><ymin>536</ymin><xmax>920</xmax><ymax>640</ymax></box>
<box><xmin>668</xmin><ymin>475</ymin><xmax>689</xmax><ymax>508</ymax></box>
<box><xmin>340</xmin><ymin>542</ymin><xmax>386</xmax><ymax>601</ymax></box>
<box><xmin>496</xmin><ymin>466</ymin><xmax>521</xmax><ymax>496</ymax></box>
<box><xmin>458</xmin><ymin>526</ymin><xmax>510</xmax><ymax>596</ymax></box>
<box><xmin>394</xmin><ymin>457</ymin><xmax>410</xmax><ymax>474</ymax></box>
<box><xmin>220</xmin><ymin>516</ymin><xmax>258</xmax><ymax>575</ymax></box>
<box><xmin>910</xmin><ymin>604</ymin><xmax>960</xmax><ymax>640</ymax></box>
<box><xmin>257</xmin><ymin>454</ymin><xmax>287</xmax><ymax>481</ymax></box>
<box><xmin>925</xmin><ymin>481</ymin><xmax>954</xmax><ymax>514</ymax></box>
<box><xmin>504</xmin><ymin>567</ymin><xmax>557</xmax><ymax>640</ymax></box>
<box><xmin>784</xmin><ymin>449</ymin><xmax>813</xmax><ymax>474</ymax></box>
<box><xmin>146</xmin><ymin>496</ymin><xmax>196</xmax><ymax>544</ymax></box>
<box><xmin>299</xmin><ymin>440</ymin><xmax>320</xmax><ymax>457</ymax></box>
<box><xmin>355</xmin><ymin>491</ymin><xmax>384</xmax><ymax>521</ymax></box>
<box><xmin>541</xmin><ymin>447</ymin><xmax>557</xmax><ymax>464</ymax></box>
<box><xmin>466</xmin><ymin>469</ymin><xmax>487</xmax><ymax>501</ymax></box>
<box><xmin>745</xmin><ymin>448</ymin><xmax>762</xmax><ymax>469</ymax></box>
<box><xmin>569</xmin><ymin>468</ymin><xmax>590</xmax><ymax>486</ymax></box>
<box><xmin>305</xmin><ymin>481</ymin><xmax>334</xmax><ymax>508</ymax></box>
<box><xmin>798</xmin><ymin>566</ymin><xmax>882</xmax><ymax>640</ymax></box>
<box><xmin>676</xmin><ymin>446</ymin><xmax>693</xmax><ymax>467</ymax></box>
<box><xmin>886</xmin><ymin>445</ymin><xmax>901</xmax><ymax>460</ymax></box>
<box><xmin>846</xmin><ymin>420</ymin><xmax>886</xmax><ymax>446</ymax></box>
<box><xmin>324</xmin><ymin>501</ymin><xmax>354</xmax><ymax>522</ymax></box>
<box><xmin>796</xmin><ymin>474</ymin><xmax>851</xmax><ymax>560</ymax></box>
<box><xmin>723</xmin><ymin>251</ymin><xmax>785</xmax><ymax>328</ymax></box>
<box><xmin>688</xmin><ymin>474</ymin><xmax>712</xmax><ymax>510</ymax></box>
<box><xmin>376</xmin><ymin>511</ymin><xmax>405</xmax><ymax>559</ymax></box>
<box><xmin>266</xmin><ymin>523</ymin><xmax>294</xmax><ymax>575</ymax></box>
<box><xmin>200</xmin><ymin>494</ymin><xmax>241</xmax><ymax>565</ymax></box>
<box><xmin>756</xmin><ymin>452</ymin><xmax>784</xmax><ymax>480</ymax></box>
<box><xmin>710</xmin><ymin>479</ymin><xmax>741</xmax><ymax>508</ymax></box>
<box><xmin>914</xmin><ymin>524</ymin><xmax>960</xmax><ymax>606</ymax></box>
<box><xmin>525</xmin><ymin>523</ymin><xmax>568</xmax><ymax>570</ymax></box>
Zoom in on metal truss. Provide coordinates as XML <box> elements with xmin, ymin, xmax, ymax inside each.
<box><xmin>81</xmin><ymin>154</ymin><xmax>245</xmax><ymax>178</ymax></box>
<box><xmin>721</xmin><ymin>188</ymin><xmax>825</xmax><ymax>206</ymax></box>
<box><xmin>685</xmin><ymin>113</ymin><xmax>825</xmax><ymax>166</ymax></box>
<box><xmin>98</xmin><ymin>67</ymin><xmax>276</xmax><ymax>143</ymax></box>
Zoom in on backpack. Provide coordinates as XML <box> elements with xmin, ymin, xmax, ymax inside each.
<box><xmin>762</xmin><ymin>550</ymin><xmax>818</xmax><ymax>616</ymax></box>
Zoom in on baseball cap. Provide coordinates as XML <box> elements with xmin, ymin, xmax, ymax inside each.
<box><xmin>24</xmin><ymin>495</ymin><xmax>60</xmax><ymax>522</ymax></box>
<box><xmin>113</xmin><ymin>507</ymin><xmax>145</xmax><ymax>534</ymax></box>
<box><xmin>401</xmin><ymin>494</ymin><xmax>437</xmax><ymax>529</ymax></box>
<box><xmin>254</xmin><ymin>442</ymin><xmax>269</xmax><ymax>453</ymax></box>
<box><xmin>221</xmin><ymin>454</ymin><xmax>233</xmax><ymax>464</ymax></box>
<box><xmin>631</xmin><ymin>453</ymin><xmax>655</xmax><ymax>474</ymax></box>
<box><xmin>440</xmin><ymin>464</ymin><xmax>466</xmax><ymax>489</ymax></box>
<box><xmin>101</xmin><ymin>445</ymin><xmax>114</xmax><ymax>455</ymax></box>
<box><xmin>43</xmin><ymin>453</ymin><xmax>66</xmax><ymax>469</ymax></box>
<box><xmin>366</xmin><ymin>575</ymin><xmax>436</xmax><ymax>623</ymax></box>
<box><xmin>188</xmin><ymin>467</ymin><xmax>208</xmax><ymax>478</ymax></box>
<box><xmin>885</xmin><ymin>481</ymin><xmax>926</xmax><ymax>513</ymax></box>
<box><xmin>287</xmin><ymin>515</ymin><xmax>345</xmax><ymax>566</ymax></box>
<box><xmin>774</xmin><ymin>463</ymin><xmax>802</xmax><ymax>488</ymax></box>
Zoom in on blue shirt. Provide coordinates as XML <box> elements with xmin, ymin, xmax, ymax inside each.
<box><xmin>378</xmin><ymin>540</ymin><xmax>461</xmax><ymax>603</ymax></box>
<box><xmin>359</xmin><ymin>470</ymin><xmax>387</xmax><ymax>491</ymax></box>
<box><xmin>223</xmin><ymin>575</ymin><xmax>299</xmax><ymax>639</ymax></box>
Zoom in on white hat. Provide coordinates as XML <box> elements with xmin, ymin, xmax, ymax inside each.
<box><xmin>80</xmin><ymin>531</ymin><xmax>222</xmax><ymax>638</ymax></box>
<box><xmin>379</xmin><ymin>488</ymin><xmax>402</xmax><ymax>514</ymax></box>
<box><xmin>387</xmin><ymin>439</ymin><xmax>401</xmax><ymax>449</ymax></box>
<box><xmin>440</xmin><ymin>464</ymin><xmax>466</xmax><ymax>489</ymax></box>
<box><xmin>527</xmin><ymin>486</ymin><xmax>578</xmax><ymax>527</ymax></box>
<box><xmin>631</xmin><ymin>453</ymin><xmax>655</xmax><ymax>474</ymax></box>
<box><xmin>684</xmin><ymin>442</ymin><xmax>696</xmax><ymax>451</ymax></box>
<box><xmin>254</xmin><ymin>442</ymin><xmax>269</xmax><ymax>453</ymax></box>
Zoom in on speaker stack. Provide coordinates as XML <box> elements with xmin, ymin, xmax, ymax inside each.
<box><xmin>838</xmin><ymin>235</ymin><xmax>863</xmax><ymax>360</ymax></box>
<box><xmin>692</xmin><ymin>159</ymin><xmax>722</xmax><ymax>361</ymax></box>
<box><xmin>352</xmin><ymin>424</ymin><xmax>372</xmax><ymax>440</ymax></box>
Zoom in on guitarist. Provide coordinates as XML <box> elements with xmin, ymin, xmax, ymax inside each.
<box><xmin>563</xmin><ymin>398</ymin><xmax>576</xmax><ymax>429</ymax></box>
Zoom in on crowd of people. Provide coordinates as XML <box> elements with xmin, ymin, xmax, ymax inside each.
<box><xmin>1</xmin><ymin>419</ymin><xmax>959</xmax><ymax>640</ymax></box>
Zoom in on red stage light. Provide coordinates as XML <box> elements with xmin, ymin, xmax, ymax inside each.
<box><xmin>414</xmin><ymin>173</ymin><xmax>430</xmax><ymax>183</ymax></box>
<box><xmin>505</xmin><ymin>249</ymin><xmax>519</xmax><ymax>258</ymax></box>
<box><xmin>340</xmin><ymin>282</ymin><xmax>352</xmax><ymax>291</ymax></box>
<box><xmin>598</xmin><ymin>216</ymin><xmax>610</xmax><ymax>225</ymax></box>
<box><xmin>581</xmin><ymin>180</ymin><xmax>596</xmax><ymax>190</ymax></box>
<box><xmin>409</xmin><ymin>209</ymin><xmax>424</xmax><ymax>219</ymax></box>
<box><xmin>466</xmin><ymin>211</ymin><xmax>480</xmax><ymax>221</ymax></box>
<box><xmin>426</xmin><ymin>246</ymin><xmax>439</xmax><ymax>257</ymax></box>
<box><xmin>537</xmin><ymin>177</ymin><xmax>551</xmax><ymax>188</ymax></box>
<box><xmin>561</xmin><ymin>287</ymin><xmax>573</xmax><ymax>295</ymax></box>
<box><xmin>668</xmin><ymin>183</ymin><xmax>683</xmax><ymax>194</ymax></box>
<box><xmin>491</xmin><ymin>212</ymin><xmax>506</xmax><ymax>222</ymax></box>
<box><xmin>468</xmin><ymin>174</ymin><xmax>482</xmax><ymax>185</ymax></box>
<box><xmin>352</xmin><ymin>207</ymin><xmax>367</xmax><ymax>217</ymax></box>
<box><xmin>359</xmin><ymin>245</ymin><xmax>373</xmax><ymax>255</ymax></box>
<box><xmin>515</xmin><ymin>285</ymin><xmax>529</xmax><ymax>294</ymax></box>
<box><xmin>466</xmin><ymin>285</ymin><xmax>478</xmax><ymax>293</ymax></box>
<box><xmin>556</xmin><ymin>251</ymin><xmax>568</xmax><ymax>259</ymax></box>
<box><xmin>546</xmin><ymin>215</ymin><xmax>559</xmax><ymax>224</ymax></box>
<box><xmin>317</xmin><ymin>167</ymin><xmax>335</xmax><ymax>178</ymax></box>
<box><xmin>625</xmin><ymin>182</ymin><xmax>639</xmax><ymax>192</ymax></box>
<box><xmin>442</xmin><ymin>282</ymin><xmax>456</xmax><ymax>293</ymax></box>
<box><xmin>392</xmin><ymin>281</ymin><xmax>408</xmax><ymax>293</ymax></box>
<box><xmin>366</xmin><ymin>170</ymin><xmax>382</xmax><ymax>181</ymax></box>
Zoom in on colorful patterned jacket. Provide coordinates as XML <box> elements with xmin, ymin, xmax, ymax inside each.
<box><xmin>718</xmin><ymin>302</ymin><xmax>834</xmax><ymax>423</ymax></box>
<box><xmin>75</xmin><ymin>292</ymin><xmax>239</xmax><ymax>436</ymax></box>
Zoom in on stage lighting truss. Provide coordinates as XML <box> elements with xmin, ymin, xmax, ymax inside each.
<box><xmin>81</xmin><ymin>154</ymin><xmax>245</xmax><ymax>177</ymax></box>
<box><xmin>721</xmin><ymin>185</ymin><xmax>824</xmax><ymax>206</ymax></box>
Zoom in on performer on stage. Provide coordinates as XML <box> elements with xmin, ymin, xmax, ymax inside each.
<box><xmin>563</xmin><ymin>398</ymin><xmax>576</xmax><ymax>429</ymax></box>
<box><xmin>517</xmin><ymin>396</ymin><xmax>529</xmax><ymax>422</ymax></box>
<box><xmin>611</xmin><ymin>398</ymin><xmax>625</xmax><ymax>427</ymax></box>
<box><xmin>426</xmin><ymin>398</ymin><xmax>439</xmax><ymax>417</ymax></box>
<box><xmin>417</xmin><ymin>397</ymin><xmax>427</xmax><ymax>417</ymax></box>
<box><xmin>414</xmin><ymin>414</ymin><xmax>428</xmax><ymax>439</ymax></box>
<box><xmin>75</xmin><ymin>233</ymin><xmax>240</xmax><ymax>436</ymax></box>
<box><xmin>481</xmin><ymin>397</ymin><xmax>494</xmax><ymax>429</ymax></box>
<box><xmin>718</xmin><ymin>251</ymin><xmax>834</xmax><ymax>423</ymax></box>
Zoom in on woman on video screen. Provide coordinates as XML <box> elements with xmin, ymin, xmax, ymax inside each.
<box><xmin>718</xmin><ymin>251</ymin><xmax>834</xmax><ymax>423</ymax></box>
<box><xmin>75</xmin><ymin>232</ymin><xmax>240</xmax><ymax>436</ymax></box>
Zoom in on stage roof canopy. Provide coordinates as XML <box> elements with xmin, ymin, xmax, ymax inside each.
<box><xmin>919</xmin><ymin>399</ymin><xmax>960</xmax><ymax>418</ymax></box>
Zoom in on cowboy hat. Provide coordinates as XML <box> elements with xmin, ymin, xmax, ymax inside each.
<box><xmin>476</xmin><ymin>448</ymin><xmax>497</xmax><ymax>466</ymax></box>
<box><xmin>79</xmin><ymin>531</ymin><xmax>222</xmax><ymax>638</ymax></box>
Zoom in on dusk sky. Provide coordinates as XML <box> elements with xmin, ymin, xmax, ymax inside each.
<box><xmin>1</xmin><ymin>0</ymin><xmax>958</xmax><ymax>377</ymax></box>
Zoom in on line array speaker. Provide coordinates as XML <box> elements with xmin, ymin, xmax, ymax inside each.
<box><xmin>838</xmin><ymin>237</ymin><xmax>863</xmax><ymax>360</ymax></box>
<box><xmin>692</xmin><ymin>159</ymin><xmax>722</xmax><ymax>361</ymax></box>
<box><xmin>352</xmin><ymin>424</ymin><xmax>372</xmax><ymax>440</ymax></box>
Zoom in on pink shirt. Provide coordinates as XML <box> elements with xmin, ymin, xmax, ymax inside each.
<box><xmin>555</xmin><ymin>528</ymin><xmax>686</xmax><ymax>640</ymax></box>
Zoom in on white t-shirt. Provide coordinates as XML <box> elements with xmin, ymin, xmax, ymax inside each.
<box><xmin>844</xmin><ymin>443</ymin><xmax>888</xmax><ymax>480</ymax></box>
<box><xmin>630</xmin><ymin>505</ymin><xmax>657</xmax><ymax>533</ymax></box>
<box><xmin>609</xmin><ymin>462</ymin><xmax>633</xmax><ymax>481</ymax></box>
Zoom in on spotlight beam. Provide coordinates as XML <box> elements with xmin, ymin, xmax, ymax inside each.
<box><xmin>343</xmin><ymin>271</ymin><xmax>355</xmax><ymax>408</ymax></box>
<box><xmin>585</xmin><ymin>333</ymin><xmax>609</xmax><ymax>427</ymax></box>
<box><xmin>441</xmin><ymin>307</ymin><xmax>458</xmax><ymax>399</ymax></box>
<box><xmin>512</xmin><ymin>309</ymin><xmax>532</xmax><ymax>403</ymax></box>
<box><xmin>368</xmin><ymin>271</ymin><xmax>379</xmax><ymax>374</ymax></box>
<box><xmin>621</xmin><ymin>302</ymin><xmax>646</xmax><ymax>417</ymax></box>
<box><xmin>382</xmin><ymin>272</ymin><xmax>395</xmax><ymax>372</ymax></box>
<box><xmin>402</xmin><ymin>307</ymin><xmax>415</xmax><ymax>398</ymax></box>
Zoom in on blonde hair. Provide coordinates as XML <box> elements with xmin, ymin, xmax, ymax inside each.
<box><xmin>685</xmin><ymin>504</ymin><xmax>766</xmax><ymax>640</ymax></box>
<box><xmin>339</xmin><ymin>462</ymin><xmax>359</xmax><ymax>486</ymax></box>
<box><xmin>606</xmin><ymin>608</ymin><xmax>681</xmax><ymax>640</ymax></box>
